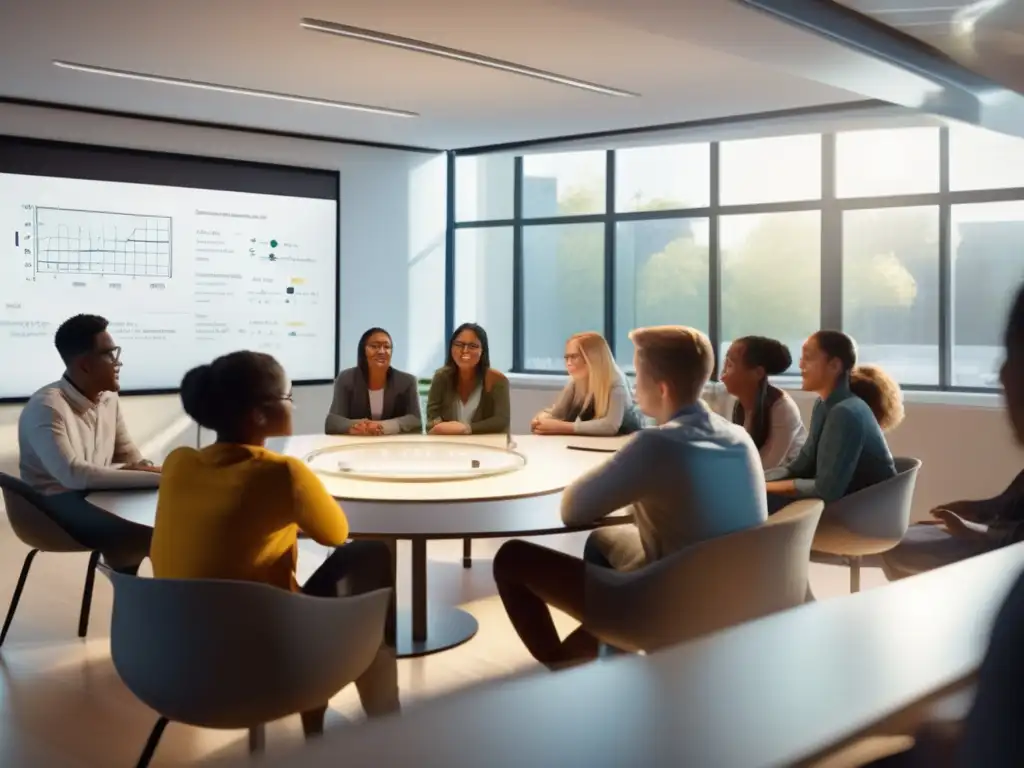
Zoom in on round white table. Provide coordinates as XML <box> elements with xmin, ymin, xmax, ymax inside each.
<box><xmin>87</xmin><ymin>433</ymin><xmax>631</xmax><ymax>657</ymax></box>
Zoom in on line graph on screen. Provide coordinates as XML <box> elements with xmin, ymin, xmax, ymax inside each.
<box><xmin>34</xmin><ymin>207</ymin><xmax>173</xmax><ymax>278</ymax></box>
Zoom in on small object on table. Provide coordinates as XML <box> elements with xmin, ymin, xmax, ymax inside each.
<box><xmin>471</xmin><ymin>460</ymin><xmax>480</xmax><ymax>469</ymax></box>
<box><xmin>566</xmin><ymin>445</ymin><xmax>617</xmax><ymax>454</ymax></box>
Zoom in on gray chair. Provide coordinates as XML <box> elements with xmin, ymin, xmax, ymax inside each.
<box><xmin>585</xmin><ymin>499</ymin><xmax>823</xmax><ymax>653</ymax></box>
<box><xmin>811</xmin><ymin>457</ymin><xmax>922</xmax><ymax>593</ymax></box>
<box><xmin>101</xmin><ymin>568</ymin><xmax>391</xmax><ymax>768</ymax></box>
<box><xmin>0</xmin><ymin>472</ymin><xmax>101</xmax><ymax>647</ymax></box>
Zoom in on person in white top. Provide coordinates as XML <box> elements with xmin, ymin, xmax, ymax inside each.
<box><xmin>17</xmin><ymin>314</ymin><xmax>160</xmax><ymax>573</ymax></box>
<box><xmin>720</xmin><ymin>336</ymin><xmax>807</xmax><ymax>470</ymax></box>
<box><xmin>531</xmin><ymin>331</ymin><xmax>643</xmax><ymax>436</ymax></box>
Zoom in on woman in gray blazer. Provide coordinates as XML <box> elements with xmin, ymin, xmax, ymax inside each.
<box><xmin>325</xmin><ymin>327</ymin><xmax>422</xmax><ymax>435</ymax></box>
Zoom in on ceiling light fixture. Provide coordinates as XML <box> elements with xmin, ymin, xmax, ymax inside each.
<box><xmin>299</xmin><ymin>18</ymin><xmax>638</xmax><ymax>98</ymax></box>
<box><xmin>52</xmin><ymin>60</ymin><xmax>418</xmax><ymax>118</ymax></box>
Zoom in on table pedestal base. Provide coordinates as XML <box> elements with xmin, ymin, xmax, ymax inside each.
<box><xmin>394</xmin><ymin>606</ymin><xmax>479</xmax><ymax>658</ymax></box>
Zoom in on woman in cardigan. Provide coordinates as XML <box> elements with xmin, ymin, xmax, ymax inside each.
<box><xmin>721</xmin><ymin>336</ymin><xmax>806</xmax><ymax>470</ymax></box>
<box><xmin>325</xmin><ymin>327</ymin><xmax>422</xmax><ymax>436</ymax></box>
<box><xmin>764</xmin><ymin>331</ymin><xmax>901</xmax><ymax>513</ymax></box>
<box><xmin>531</xmin><ymin>331</ymin><xmax>643</xmax><ymax>436</ymax></box>
<box><xmin>426</xmin><ymin>323</ymin><xmax>510</xmax><ymax>435</ymax></box>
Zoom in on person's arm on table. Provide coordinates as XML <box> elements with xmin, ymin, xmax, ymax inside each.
<box><xmin>287</xmin><ymin>459</ymin><xmax>349</xmax><ymax>546</ymax></box>
<box><xmin>111</xmin><ymin>402</ymin><xmax>156</xmax><ymax>469</ymax></box>
<box><xmin>571</xmin><ymin>383</ymin><xmax>627</xmax><ymax>437</ymax></box>
<box><xmin>764</xmin><ymin>401</ymin><xmax>821</xmax><ymax>484</ymax></box>
<box><xmin>759</xmin><ymin>398</ymin><xmax>804</xmax><ymax>471</ymax></box>
<box><xmin>561</xmin><ymin>432</ymin><xmax>659</xmax><ymax>526</ymax></box>
<box><xmin>425</xmin><ymin>371</ymin><xmax>446</xmax><ymax>431</ymax></box>
<box><xmin>25</xmin><ymin>406</ymin><xmax>160</xmax><ymax>491</ymax></box>
<box><xmin>325</xmin><ymin>374</ymin><xmax>361</xmax><ymax>435</ymax></box>
<box><xmin>469</xmin><ymin>373</ymin><xmax>511</xmax><ymax>435</ymax></box>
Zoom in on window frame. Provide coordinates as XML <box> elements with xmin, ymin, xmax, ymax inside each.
<box><xmin>448</xmin><ymin>125</ymin><xmax>1024</xmax><ymax>392</ymax></box>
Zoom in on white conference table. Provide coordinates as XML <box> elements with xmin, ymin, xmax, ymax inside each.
<box><xmin>217</xmin><ymin>541</ymin><xmax>1024</xmax><ymax>768</ymax></box>
<box><xmin>87</xmin><ymin>432</ymin><xmax>632</xmax><ymax>658</ymax></box>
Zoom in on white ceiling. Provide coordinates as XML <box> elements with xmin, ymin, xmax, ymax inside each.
<box><xmin>0</xmin><ymin>0</ymin><xmax>876</xmax><ymax>150</ymax></box>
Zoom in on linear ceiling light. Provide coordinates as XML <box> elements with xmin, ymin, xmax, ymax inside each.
<box><xmin>52</xmin><ymin>60</ymin><xmax>418</xmax><ymax>118</ymax></box>
<box><xmin>299</xmin><ymin>18</ymin><xmax>639</xmax><ymax>98</ymax></box>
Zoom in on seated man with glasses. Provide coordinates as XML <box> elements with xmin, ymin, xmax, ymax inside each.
<box><xmin>17</xmin><ymin>314</ymin><xmax>160</xmax><ymax>573</ymax></box>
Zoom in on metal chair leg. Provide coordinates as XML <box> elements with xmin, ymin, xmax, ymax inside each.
<box><xmin>849</xmin><ymin>556</ymin><xmax>862</xmax><ymax>593</ymax></box>
<box><xmin>462</xmin><ymin>538</ymin><xmax>472</xmax><ymax>569</ymax></box>
<box><xmin>248</xmin><ymin>724</ymin><xmax>266</xmax><ymax>753</ymax></box>
<box><xmin>1</xmin><ymin>549</ymin><xmax>39</xmax><ymax>648</ymax></box>
<box><xmin>78</xmin><ymin>551</ymin><xmax>101</xmax><ymax>638</ymax></box>
<box><xmin>135</xmin><ymin>717</ymin><xmax>169</xmax><ymax>768</ymax></box>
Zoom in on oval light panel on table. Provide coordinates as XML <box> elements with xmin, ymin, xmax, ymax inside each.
<box><xmin>304</xmin><ymin>441</ymin><xmax>527</xmax><ymax>482</ymax></box>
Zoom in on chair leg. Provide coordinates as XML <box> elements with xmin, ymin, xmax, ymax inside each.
<box><xmin>849</xmin><ymin>556</ymin><xmax>862</xmax><ymax>593</ymax></box>
<box><xmin>462</xmin><ymin>537</ymin><xmax>472</xmax><ymax>569</ymax></box>
<box><xmin>135</xmin><ymin>717</ymin><xmax>169</xmax><ymax>768</ymax></box>
<box><xmin>1</xmin><ymin>548</ymin><xmax>40</xmax><ymax>648</ymax></box>
<box><xmin>78</xmin><ymin>551</ymin><xmax>101</xmax><ymax>639</ymax></box>
<box><xmin>248</xmin><ymin>724</ymin><xmax>266</xmax><ymax>753</ymax></box>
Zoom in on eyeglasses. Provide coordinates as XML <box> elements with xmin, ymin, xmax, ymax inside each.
<box><xmin>96</xmin><ymin>346</ymin><xmax>122</xmax><ymax>364</ymax></box>
<box><xmin>281</xmin><ymin>392</ymin><xmax>294</xmax><ymax>402</ymax></box>
<box><xmin>452</xmin><ymin>342</ymin><xmax>481</xmax><ymax>352</ymax></box>
<box><xmin>367</xmin><ymin>343</ymin><xmax>393</xmax><ymax>353</ymax></box>
<box><xmin>564</xmin><ymin>353</ymin><xmax>582</xmax><ymax>363</ymax></box>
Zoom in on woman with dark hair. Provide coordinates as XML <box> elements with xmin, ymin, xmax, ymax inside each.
<box><xmin>721</xmin><ymin>336</ymin><xmax>807</xmax><ymax>470</ymax></box>
<box><xmin>425</xmin><ymin>323</ymin><xmax>510</xmax><ymax>435</ymax></box>
<box><xmin>150</xmin><ymin>351</ymin><xmax>400</xmax><ymax>732</ymax></box>
<box><xmin>325</xmin><ymin>327</ymin><xmax>422</xmax><ymax>436</ymax></box>
<box><xmin>763</xmin><ymin>330</ymin><xmax>897</xmax><ymax>513</ymax></box>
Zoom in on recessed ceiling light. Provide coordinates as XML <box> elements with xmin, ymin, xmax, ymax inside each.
<box><xmin>299</xmin><ymin>18</ymin><xmax>639</xmax><ymax>98</ymax></box>
<box><xmin>52</xmin><ymin>60</ymin><xmax>418</xmax><ymax>118</ymax></box>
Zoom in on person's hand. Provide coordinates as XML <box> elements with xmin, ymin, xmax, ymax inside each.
<box><xmin>364</xmin><ymin>421</ymin><xmax>385</xmax><ymax>436</ymax></box>
<box><xmin>930</xmin><ymin>508</ymin><xmax>975</xmax><ymax>538</ymax></box>
<box><xmin>348</xmin><ymin>420</ymin><xmax>371</xmax><ymax>435</ymax></box>
<box><xmin>532</xmin><ymin>418</ymin><xmax>570</xmax><ymax>435</ymax></box>
<box><xmin>122</xmin><ymin>462</ymin><xmax>161</xmax><ymax>473</ymax></box>
<box><xmin>430</xmin><ymin>421</ymin><xmax>470</xmax><ymax>435</ymax></box>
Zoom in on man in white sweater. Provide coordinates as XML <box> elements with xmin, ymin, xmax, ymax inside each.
<box><xmin>17</xmin><ymin>314</ymin><xmax>160</xmax><ymax>572</ymax></box>
<box><xmin>492</xmin><ymin>326</ymin><xmax>767</xmax><ymax>669</ymax></box>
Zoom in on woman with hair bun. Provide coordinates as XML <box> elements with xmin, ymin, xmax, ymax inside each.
<box><xmin>150</xmin><ymin>350</ymin><xmax>400</xmax><ymax>732</ymax></box>
<box><xmin>721</xmin><ymin>336</ymin><xmax>807</xmax><ymax>470</ymax></box>
<box><xmin>764</xmin><ymin>330</ymin><xmax>898</xmax><ymax>513</ymax></box>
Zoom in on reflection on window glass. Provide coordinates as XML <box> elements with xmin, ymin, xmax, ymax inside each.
<box><xmin>522</xmin><ymin>151</ymin><xmax>606</xmax><ymax>218</ymax></box>
<box><xmin>455</xmin><ymin>155</ymin><xmax>514</xmax><ymax>223</ymax></box>
<box><xmin>454</xmin><ymin>227</ymin><xmax>514</xmax><ymax>371</ymax></box>
<box><xmin>949</xmin><ymin>123</ymin><xmax>1024</xmax><ymax>192</ymax></box>
<box><xmin>614</xmin><ymin>219</ymin><xmax>710</xmax><ymax>369</ymax></box>
<box><xmin>720</xmin><ymin>211</ymin><xmax>821</xmax><ymax>372</ymax></box>
<box><xmin>719</xmin><ymin>134</ymin><xmax>821</xmax><ymax>205</ymax></box>
<box><xmin>952</xmin><ymin>201</ymin><xmax>1024</xmax><ymax>387</ymax></box>
<box><xmin>522</xmin><ymin>223</ymin><xmax>604</xmax><ymax>370</ymax></box>
<box><xmin>836</xmin><ymin>127</ymin><xmax>939</xmax><ymax>198</ymax></box>
<box><xmin>842</xmin><ymin>206</ymin><xmax>940</xmax><ymax>385</ymax></box>
<box><xmin>615</xmin><ymin>144</ymin><xmax>710</xmax><ymax>212</ymax></box>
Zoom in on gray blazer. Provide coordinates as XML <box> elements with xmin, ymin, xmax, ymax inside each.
<box><xmin>325</xmin><ymin>367</ymin><xmax>423</xmax><ymax>435</ymax></box>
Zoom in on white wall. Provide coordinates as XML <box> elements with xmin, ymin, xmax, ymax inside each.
<box><xmin>0</xmin><ymin>103</ymin><xmax>447</xmax><ymax>477</ymax></box>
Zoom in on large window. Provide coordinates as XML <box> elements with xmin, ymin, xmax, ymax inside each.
<box><xmin>453</xmin><ymin>227</ymin><xmax>514</xmax><ymax>371</ymax></box>
<box><xmin>522</xmin><ymin>223</ymin><xmax>605</xmax><ymax>370</ymax></box>
<box><xmin>720</xmin><ymin>211</ymin><xmax>821</xmax><ymax>371</ymax></box>
<box><xmin>842</xmin><ymin>206</ymin><xmax>940</xmax><ymax>386</ymax></box>
<box><xmin>452</xmin><ymin>121</ymin><xmax>1024</xmax><ymax>390</ymax></box>
<box><xmin>614</xmin><ymin>218</ymin><xmax>710</xmax><ymax>368</ymax></box>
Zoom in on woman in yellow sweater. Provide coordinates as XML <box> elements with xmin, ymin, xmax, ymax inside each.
<box><xmin>149</xmin><ymin>350</ymin><xmax>399</xmax><ymax>734</ymax></box>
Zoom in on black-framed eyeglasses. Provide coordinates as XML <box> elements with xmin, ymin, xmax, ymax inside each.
<box><xmin>452</xmin><ymin>341</ymin><xmax>482</xmax><ymax>352</ymax></box>
<box><xmin>96</xmin><ymin>346</ymin><xmax>122</xmax><ymax>364</ymax></box>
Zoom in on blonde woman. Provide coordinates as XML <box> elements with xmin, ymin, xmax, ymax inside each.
<box><xmin>531</xmin><ymin>332</ymin><xmax>643</xmax><ymax>436</ymax></box>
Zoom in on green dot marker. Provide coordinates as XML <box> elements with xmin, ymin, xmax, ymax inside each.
<box><xmin>270</xmin><ymin>239</ymin><xmax>278</xmax><ymax>248</ymax></box>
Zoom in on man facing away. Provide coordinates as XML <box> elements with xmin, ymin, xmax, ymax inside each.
<box><xmin>17</xmin><ymin>314</ymin><xmax>160</xmax><ymax>573</ymax></box>
<box><xmin>492</xmin><ymin>325</ymin><xmax>767</xmax><ymax>669</ymax></box>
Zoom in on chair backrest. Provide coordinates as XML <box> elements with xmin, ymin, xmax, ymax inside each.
<box><xmin>818</xmin><ymin>457</ymin><xmax>922</xmax><ymax>544</ymax></box>
<box><xmin>0</xmin><ymin>472</ymin><xmax>86</xmax><ymax>552</ymax></box>
<box><xmin>586</xmin><ymin>499</ymin><xmax>824</xmax><ymax>653</ymax></box>
<box><xmin>102</xmin><ymin>568</ymin><xmax>390</xmax><ymax>730</ymax></box>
